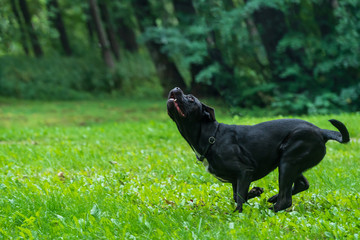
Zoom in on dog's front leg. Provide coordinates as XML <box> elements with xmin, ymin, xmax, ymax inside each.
<box><xmin>233</xmin><ymin>170</ymin><xmax>252</xmax><ymax>213</ymax></box>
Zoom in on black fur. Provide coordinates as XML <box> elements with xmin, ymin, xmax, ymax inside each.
<box><xmin>167</xmin><ymin>87</ymin><xmax>350</xmax><ymax>212</ymax></box>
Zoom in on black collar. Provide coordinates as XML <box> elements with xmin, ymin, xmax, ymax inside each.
<box><xmin>192</xmin><ymin>123</ymin><xmax>220</xmax><ymax>162</ymax></box>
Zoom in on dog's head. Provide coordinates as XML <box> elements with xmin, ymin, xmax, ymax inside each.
<box><xmin>167</xmin><ymin>87</ymin><xmax>216</xmax><ymax>123</ymax></box>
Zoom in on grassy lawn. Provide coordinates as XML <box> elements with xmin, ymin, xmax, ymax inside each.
<box><xmin>0</xmin><ymin>98</ymin><xmax>359</xmax><ymax>239</ymax></box>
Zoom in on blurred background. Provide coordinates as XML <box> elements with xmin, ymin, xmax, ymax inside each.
<box><xmin>0</xmin><ymin>0</ymin><xmax>359</xmax><ymax>115</ymax></box>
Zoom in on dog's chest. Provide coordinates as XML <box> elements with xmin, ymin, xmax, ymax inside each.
<box><xmin>201</xmin><ymin>158</ymin><xmax>229</xmax><ymax>183</ymax></box>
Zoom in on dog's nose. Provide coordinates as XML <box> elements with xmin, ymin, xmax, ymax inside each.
<box><xmin>171</xmin><ymin>87</ymin><xmax>182</xmax><ymax>93</ymax></box>
<box><xmin>169</xmin><ymin>87</ymin><xmax>184</xmax><ymax>99</ymax></box>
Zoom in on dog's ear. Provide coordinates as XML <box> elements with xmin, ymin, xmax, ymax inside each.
<box><xmin>202</xmin><ymin>103</ymin><xmax>216</xmax><ymax>121</ymax></box>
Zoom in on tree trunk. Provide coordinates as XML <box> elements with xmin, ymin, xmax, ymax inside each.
<box><xmin>206</xmin><ymin>30</ymin><xmax>234</xmax><ymax>77</ymax></box>
<box><xmin>173</xmin><ymin>0</ymin><xmax>196</xmax><ymax>24</ymax></box>
<box><xmin>133</xmin><ymin>0</ymin><xmax>187</xmax><ymax>95</ymax></box>
<box><xmin>245</xmin><ymin>17</ymin><xmax>269</xmax><ymax>66</ymax></box>
<box><xmin>222</xmin><ymin>0</ymin><xmax>234</xmax><ymax>10</ymax></box>
<box><xmin>84</xmin><ymin>5</ymin><xmax>95</xmax><ymax>44</ymax></box>
<box><xmin>88</xmin><ymin>0</ymin><xmax>115</xmax><ymax>69</ymax></box>
<box><xmin>197</xmin><ymin>1</ymin><xmax>235</xmax><ymax>83</ymax></box>
<box><xmin>98</xmin><ymin>1</ymin><xmax>120</xmax><ymax>60</ymax></box>
<box><xmin>173</xmin><ymin>0</ymin><xmax>217</xmax><ymax>96</ymax></box>
<box><xmin>245</xmin><ymin>1</ymin><xmax>287</xmax><ymax>90</ymax></box>
<box><xmin>173</xmin><ymin>0</ymin><xmax>199</xmax><ymax>88</ymax></box>
<box><xmin>251</xmin><ymin>6</ymin><xmax>287</xmax><ymax>69</ymax></box>
<box><xmin>116</xmin><ymin>22</ymin><xmax>138</xmax><ymax>52</ymax></box>
<box><xmin>47</xmin><ymin>0</ymin><xmax>72</xmax><ymax>56</ymax></box>
<box><xmin>112</xmin><ymin>2</ymin><xmax>138</xmax><ymax>53</ymax></box>
<box><xmin>18</xmin><ymin>0</ymin><xmax>43</xmax><ymax>57</ymax></box>
<box><xmin>331</xmin><ymin>0</ymin><xmax>339</xmax><ymax>9</ymax></box>
<box><xmin>10</xmin><ymin>0</ymin><xmax>29</xmax><ymax>55</ymax></box>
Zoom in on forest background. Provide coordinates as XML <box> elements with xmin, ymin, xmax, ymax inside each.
<box><xmin>0</xmin><ymin>0</ymin><xmax>359</xmax><ymax>114</ymax></box>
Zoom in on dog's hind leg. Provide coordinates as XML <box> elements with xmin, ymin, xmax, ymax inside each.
<box><xmin>271</xmin><ymin>162</ymin><xmax>296</xmax><ymax>212</ymax></box>
<box><xmin>270</xmin><ymin>129</ymin><xmax>326</xmax><ymax>212</ymax></box>
<box><xmin>292</xmin><ymin>174</ymin><xmax>309</xmax><ymax>195</ymax></box>
<box><xmin>268</xmin><ymin>174</ymin><xmax>309</xmax><ymax>203</ymax></box>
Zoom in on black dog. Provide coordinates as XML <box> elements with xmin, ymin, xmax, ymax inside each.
<box><xmin>167</xmin><ymin>87</ymin><xmax>350</xmax><ymax>212</ymax></box>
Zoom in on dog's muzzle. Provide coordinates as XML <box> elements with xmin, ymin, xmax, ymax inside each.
<box><xmin>167</xmin><ymin>88</ymin><xmax>186</xmax><ymax>117</ymax></box>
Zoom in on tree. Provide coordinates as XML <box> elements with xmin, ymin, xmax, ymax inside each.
<box><xmin>47</xmin><ymin>0</ymin><xmax>72</xmax><ymax>56</ymax></box>
<box><xmin>88</xmin><ymin>0</ymin><xmax>115</xmax><ymax>69</ymax></box>
<box><xmin>133</xmin><ymin>0</ymin><xmax>187</xmax><ymax>95</ymax></box>
<box><xmin>10</xmin><ymin>0</ymin><xmax>29</xmax><ymax>55</ymax></box>
<box><xmin>84</xmin><ymin>3</ymin><xmax>95</xmax><ymax>44</ymax></box>
<box><xmin>251</xmin><ymin>3</ymin><xmax>287</xmax><ymax>75</ymax></box>
<box><xmin>18</xmin><ymin>0</ymin><xmax>43</xmax><ymax>57</ymax></box>
<box><xmin>98</xmin><ymin>1</ymin><xmax>120</xmax><ymax>60</ymax></box>
<box><xmin>112</xmin><ymin>0</ymin><xmax>138</xmax><ymax>52</ymax></box>
<box><xmin>173</xmin><ymin>0</ymin><xmax>217</xmax><ymax>95</ymax></box>
<box><xmin>116</xmin><ymin>20</ymin><xmax>138</xmax><ymax>52</ymax></box>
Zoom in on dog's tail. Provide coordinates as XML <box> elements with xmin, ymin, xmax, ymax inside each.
<box><xmin>321</xmin><ymin>119</ymin><xmax>350</xmax><ymax>143</ymax></box>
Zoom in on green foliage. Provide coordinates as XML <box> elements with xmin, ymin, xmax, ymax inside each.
<box><xmin>272</xmin><ymin>92</ymin><xmax>339</xmax><ymax>115</ymax></box>
<box><xmin>1</xmin><ymin>0</ymin><xmax>360</xmax><ymax>114</ymax></box>
<box><xmin>142</xmin><ymin>1</ymin><xmax>273</xmax><ymax>107</ymax></box>
<box><xmin>272</xmin><ymin>0</ymin><xmax>360</xmax><ymax>114</ymax></box>
<box><xmin>0</xmin><ymin>54</ymin><xmax>114</xmax><ymax>99</ymax></box>
<box><xmin>141</xmin><ymin>0</ymin><xmax>360</xmax><ymax>114</ymax></box>
<box><xmin>0</xmin><ymin>99</ymin><xmax>359</xmax><ymax>238</ymax></box>
<box><xmin>116</xmin><ymin>52</ymin><xmax>162</xmax><ymax>98</ymax></box>
<box><xmin>272</xmin><ymin>82</ymin><xmax>360</xmax><ymax>115</ymax></box>
<box><xmin>0</xmin><ymin>53</ymin><xmax>163</xmax><ymax>100</ymax></box>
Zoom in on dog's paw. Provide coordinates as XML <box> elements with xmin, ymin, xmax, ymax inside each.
<box><xmin>270</xmin><ymin>202</ymin><xmax>292</xmax><ymax>212</ymax></box>
<box><xmin>250</xmin><ymin>187</ymin><xmax>264</xmax><ymax>196</ymax></box>
<box><xmin>233</xmin><ymin>205</ymin><xmax>243</xmax><ymax>213</ymax></box>
<box><xmin>267</xmin><ymin>194</ymin><xmax>278</xmax><ymax>203</ymax></box>
<box><xmin>247</xmin><ymin>187</ymin><xmax>264</xmax><ymax>200</ymax></box>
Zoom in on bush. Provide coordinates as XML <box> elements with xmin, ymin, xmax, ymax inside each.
<box><xmin>0</xmin><ymin>54</ymin><xmax>114</xmax><ymax>100</ymax></box>
<box><xmin>115</xmin><ymin>52</ymin><xmax>162</xmax><ymax>98</ymax></box>
<box><xmin>272</xmin><ymin>84</ymin><xmax>360</xmax><ymax>115</ymax></box>
<box><xmin>0</xmin><ymin>52</ymin><xmax>164</xmax><ymax>100</ymax></box>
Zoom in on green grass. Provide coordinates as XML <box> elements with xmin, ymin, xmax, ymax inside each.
<box><xmin>0</xmin><ymin>98</ymin><xmax>359</xmax><ymax>239</ymax></box>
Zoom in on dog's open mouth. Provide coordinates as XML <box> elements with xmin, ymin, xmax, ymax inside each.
<box><xmin>168</xmin><ymin>94</ymin><xmax>186</xmax><ymax>118</ymax></box>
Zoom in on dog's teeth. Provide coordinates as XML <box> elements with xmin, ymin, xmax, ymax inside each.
<box><xmin>174</xmin><ymin>99</ymin><xmax>177</xmax><ymax>102</ymax></box>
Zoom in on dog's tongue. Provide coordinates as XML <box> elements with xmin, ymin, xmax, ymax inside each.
<box><xmin>174</xmin><ymin>100</ymin><xmax>185</xmax><ymax>117</ymax></box>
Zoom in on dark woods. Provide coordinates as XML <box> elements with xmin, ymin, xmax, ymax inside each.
<box><xmin>1</xmin><ymin>0</ymin><xmax>359</xmax><ymax>114</ymax></box>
